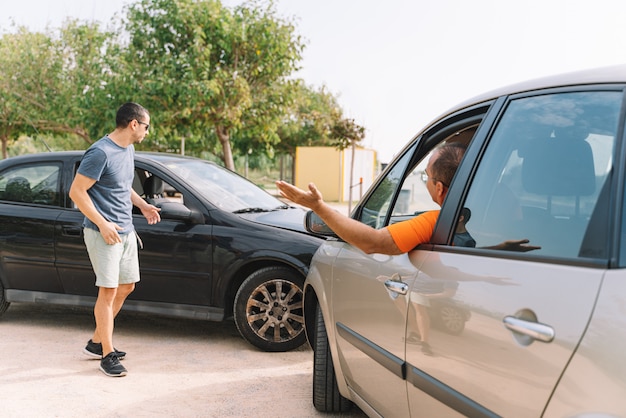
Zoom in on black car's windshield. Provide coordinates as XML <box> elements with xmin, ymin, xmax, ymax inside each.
<box><xmin>155</xmin><ymin>157</ymin><xmax>284</xmax><ymax>213</ymax></box>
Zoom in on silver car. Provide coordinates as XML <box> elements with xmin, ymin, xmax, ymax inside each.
<box><xmin>303</xmin><ymin>65</ymin><xmax>626</xmax><ymax>417</ymax></box>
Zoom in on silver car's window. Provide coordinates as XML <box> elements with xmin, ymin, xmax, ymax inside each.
<box><xmin>357</xmin><ymin>142</ymin><xmax>417</xmax><ymax>228</ymax></box>
<box><xmin>391</xmin><ymin>149</ymin><xmax>441</xmax><ymax>218</ymax></box>
<box><xmin>459</xmin><ymin>91</ymin><xmax>620</xmax><ymax>259</ymax></box>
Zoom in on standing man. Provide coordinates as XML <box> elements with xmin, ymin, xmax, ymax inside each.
<box><xmin>69</xmin><ymin>102</ymin><xmax>161</xmax><ymax>377</ymax></box>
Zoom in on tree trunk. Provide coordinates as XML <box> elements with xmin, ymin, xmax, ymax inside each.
<box><xmin>216</xmin><ymin>125</ymin><xmax>235</xmax><ymax>171</ymax></box>
<box><xmin>1</xmin><ymin>136</ymin><xmax>7</xmax><ymax>159</ymax></box>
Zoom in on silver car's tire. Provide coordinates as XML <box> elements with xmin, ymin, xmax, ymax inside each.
<box><xmin>313</xmin><ymin>303</ymin><xmax>352</xmax><ymax>412</ymax></box>
<box><xmin>0</xmin><ymin>280</ymin><xmax>9</xmax><ymax>316</ymax></box>
<box><xmin>233</xmin><ymin>266</ymin><xmax>306</xmax><ymax>352</ymax></box>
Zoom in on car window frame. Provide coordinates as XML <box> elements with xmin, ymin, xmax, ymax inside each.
<box><xmin>350</xmin><ymin>101</ymin><xmax>496</xmax><ymax>233</ymax></box>
<box><xmin>435</xmin><ymin>84</ymin><xmax>626</xmax><ymax>269</ymax></box>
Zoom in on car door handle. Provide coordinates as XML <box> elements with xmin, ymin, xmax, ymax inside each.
<box><xmin>503</xmin><ymin>316</ymin><xmax>555</xmax><ymax>343</ymax></box>
<box><xmin>62</xmin><ymin>227</ymin><xmax>83</xmax><ymax>237</ymax></box>
<box><xmin>384</xmin><ymin>279</ymin><xmax>409</xmax><ymax>295</ymax></box>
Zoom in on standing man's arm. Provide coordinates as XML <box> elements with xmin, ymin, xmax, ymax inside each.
<box><xmin>69</xmin><ymin>173</ymin><xmax>123</xmax><ymax>245</ymax></box>
<box><xmin>131</xmin><ymin>189</ymin><xmax>161</xmax><ymax>225</ymax></box>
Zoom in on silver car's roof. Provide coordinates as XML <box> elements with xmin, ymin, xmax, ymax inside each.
<box><xmin>433</xmin><ymin>64</ymin><xmax>626</xmax><ymax>126</ymax></box>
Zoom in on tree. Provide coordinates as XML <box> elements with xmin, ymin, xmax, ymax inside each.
<box><xmin>0</xmin><ymin>22</ymin><xmax>116</xmax><ymax>158</ymax></box>
<box><xmin>121</xmin><ymin>0</ymin><xmax>305</xmax><ymax>170</ymax></box>
<box><xmin>0</xmin><ymin>28</ymin><xmax>60</xmax><ymax>158</ymax></box>
<box><xmin>273</xmin><ymin>82</ymin><xmax>342</xmax><ymax>156</ymax></box>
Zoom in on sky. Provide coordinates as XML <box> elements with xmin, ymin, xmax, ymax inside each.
<box><xmin>2</xmin><ymin>0</ymin><xmax>626</xmax><ymax>162</ymax></box>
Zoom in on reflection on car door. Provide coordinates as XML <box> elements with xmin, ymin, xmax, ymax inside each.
<box><xmin>405</xmin><ymin>252</ymin><xmax>604</xmax><ymax>417</ymax></box>
<box><xmin>407</xmin><ymin>90</ymin><xmax>619</xmax><ymax>416</ymax></box>
<box><xmin>131</xmin><ymin>212</ymin><xmax>213</xmax><ymax>306</ymax></box>
<box><xmin>55</xmin><ymin>209</ymin><xmax>96</xmax><ymax>296</ymax></box>
<box><xmin>0</xmin><ymin>163</ymin><xmax>64</xmax><ymax>294</ymax></box>
<box><xmin>330</xmin><ymin>246</ymin><xmax>414</xmax><ymax>417</ymax></box>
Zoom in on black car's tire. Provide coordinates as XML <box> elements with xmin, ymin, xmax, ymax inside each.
<box><xmin>313</xmin><ymin>303</ymin><xmax>352</xmax><ymax>412</ymax></box>
<box><xmin>0</xmin><ymin>280</ymin><xmax>9</xmax><ymax>316</ymax></box>
<box><xmin>234</xmin><ymin>266</ymin><xmax>306</xmax><ymax>352</ymax></box>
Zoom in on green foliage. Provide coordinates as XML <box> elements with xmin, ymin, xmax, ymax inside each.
<box><xmin>331</xmin><ymin>117</ymin><xmax>366</xmax><ymax>150</ymax></box>
<box><xmin>8</xmin><ymin>134</ymin><xmax>86</xmax><ymax>156</ymax></box>
<box><xmin>273</xmin><ymin>82</ymin><xmax>343</xmax><ymax>156</ymax></box>
<box><xmin>0</xmin><ymin>0</ymin><xmax>365</xmax><ymax>169</ymax></box>
<box><xmin>0</xmin><ymin>21</ymin><xmax>117</xmax><ymax>157</ymax></box>
<box><xmin>119</xmin><ymin>0</ymin><xmax>304</xmax><ymax>169</ymax></box>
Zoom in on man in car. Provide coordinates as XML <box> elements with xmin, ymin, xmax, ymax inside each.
<box><xmin>276</xmin><ymin>142</ymin><xmax>466</xmax><ymax>255</ymax></box>
<box><xmin>69</xmin><ymin>102</ymin><xmax>161</xmax><ymax>377</ymax></box>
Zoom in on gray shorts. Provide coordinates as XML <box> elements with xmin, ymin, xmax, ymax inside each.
<box><xmin>84</xmin><ymin>227</ymin><xmax>140</xmax><ymax>288</ymax></box>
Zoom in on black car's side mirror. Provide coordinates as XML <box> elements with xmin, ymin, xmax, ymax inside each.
<box><xmin>157</xmin><ymin>201</ymin><xmax>197</xmax><ymax>223</ymax></box>
<box><xmin>305</xmin><ymin>210</ymin><xmax>337</xmax><ymax>237</ymax></box>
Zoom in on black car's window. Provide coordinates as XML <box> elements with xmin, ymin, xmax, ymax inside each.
<box><xmin>0</xmin><ymin>163</ymin><xmax>61</xmax><ymax>206</ymax></box>
<box><xmin>459</xmin><ymin>91</ymin><xmax>621</xmax><ymax>259</ymax></box>
<box><xmin>134</xmin><ymin>169</ymin><xmax>183</xmax><ymax>203</ymax></box>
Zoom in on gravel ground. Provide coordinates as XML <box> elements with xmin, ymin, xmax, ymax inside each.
<box><xmin>0</xmin><ymin>302</ymin><xmax>365</xmax><ymax>418</ymax></box>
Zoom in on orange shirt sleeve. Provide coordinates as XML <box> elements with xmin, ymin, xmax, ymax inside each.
<box><xmin>386</xmin><ymin>210</ymin><xmax>440</xmax><ymax>253</ymax></box>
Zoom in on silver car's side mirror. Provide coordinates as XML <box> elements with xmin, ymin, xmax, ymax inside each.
<box><xmin>305</xmin><ymin>210</ymin><xmax>337</xmax><ymax>237</ymax></box>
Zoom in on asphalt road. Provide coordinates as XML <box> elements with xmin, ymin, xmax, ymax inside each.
<box><xmin>1</xmin><ymin>302</ymin><xmax>366</xmax><ymax>418</ymax></box>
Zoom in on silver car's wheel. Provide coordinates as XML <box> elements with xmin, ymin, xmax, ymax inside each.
<box><xmin>234</xmin><ymin>266</ymin><xmax>306</xmax><ymax>352</ymax></box>
<box><xmin>0</xmin><ymin>280</ymin><xmax>9</xmax><ymax>316</ymax></box>
<box><xmin>313</xmin><ymin>303</ymin><xmax>352</xmax><ymax>412</ymax></box>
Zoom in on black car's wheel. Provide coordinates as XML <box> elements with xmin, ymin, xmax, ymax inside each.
<box><xmin>0</xmin><ymin>280</ymin><xmax>9</xmax><ymax>316</ymax></box>
<box><xmin>313</xmin><ymin>303</ymin><xmax>352</xmax><ymax>413</ymax></box>
<box><xmin>234</xmin><ymin>266</ymin><xmax>306</xmax><ymax>352</ymax></box>
<box><xmin>437</xmin><ymin>305</ymin><xmax>466</xmax><ymax>335</ymax></box>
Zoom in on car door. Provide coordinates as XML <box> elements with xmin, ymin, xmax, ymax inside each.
<box><xmin>0</xmin><ymin>161</ymin><xmax>64</xmax><ymax>293</ymax></box>
<box><xmin>405</xmin><ymin>89</ymin><xmax>621</xmax><ymax>417</ymax></box>
<box><xmin>327</xmin><ymin>145</ymin><xmax>419</xmax><ymax>417</ymax></box>
<box><xmin>129</xmin><ymin>164</ymin><xmax>213</xmax><ymax>307</ymax></box>
<box><xmin>328</xmin><ymin>107</ymin><xmax>487</xmax><ymax>416</ymax></box>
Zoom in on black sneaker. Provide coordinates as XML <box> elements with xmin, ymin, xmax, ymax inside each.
<box><xmin>83</xmin><ymin>339</ymin><xmax>126</xmax><ymax>360</ymax></box>
<box><xmin>100</xmin><ymin>352</ymin><xmax>128</xmax><ymax>377</ymax></box>
<box><xmin>421</xmin><ymin>342</ymin><xmax>434</xmax><ymax>356</ymax></box>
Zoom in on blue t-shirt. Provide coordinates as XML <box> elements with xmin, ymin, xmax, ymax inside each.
<box><xmin>77</xmin><ymin>136</ymin><xmax>135</xmax><ymax>234</ymax></box>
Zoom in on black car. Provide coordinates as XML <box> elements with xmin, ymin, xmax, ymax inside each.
<box><xmin>0</xmin><ymin>151</ymin><xmax>323</xmax><ymax>352</ymax></box>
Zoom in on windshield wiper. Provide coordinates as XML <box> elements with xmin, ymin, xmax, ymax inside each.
<box><xmin>232</xmin><ymin>207</ymin><xmax>271</xmax><ymax>214</ymax></box>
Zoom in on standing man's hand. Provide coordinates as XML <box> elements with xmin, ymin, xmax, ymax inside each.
<box><xmin>130</xmin><ymin>189</ymin><xmax>161</xmax><ymax>225</ymax></box>
<box><xmin>140</xmin><ymin>204</ymin><xmax>161</xmax><ymax>225</ymax></box>
<box><xmin>98</xmin><ymin>221</ymin><xmax>123</xmax><ymax>245</ymax></box>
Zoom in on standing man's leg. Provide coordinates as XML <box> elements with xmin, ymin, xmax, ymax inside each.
<box><xmin>82</xmin><ymin>228</ymin><xmax>136</xmax><ymax>376</ymax></box>
<box><xmin>91</xmin><ymin>283</ymin><xmax>135</xmax><ymax>350</ymax></box>
<box><xmin>94</xmin><ymin>287</ymin><xmax>118</xmax><ymax>357</ymax></box>
<box><xmin>93</xmin><ymin>285</ymin><xmax>128</xmax><ymax>377</ymax></box>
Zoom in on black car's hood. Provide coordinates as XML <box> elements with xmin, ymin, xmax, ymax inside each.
<box><xmin>237</xmin><ymin>206</ymin><xmax>308</xmax><ymax>232</ymax></box>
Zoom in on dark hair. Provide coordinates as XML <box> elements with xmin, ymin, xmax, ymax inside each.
<box><xmin>116</xmin><ymin>102</ymin><xmax>149</xmax><ymax>128</ymax></box>
<box><xmin>431</xmin><ymin>142</ymin><xmax>466</xmax><ymax>187</ymax></box>
<box><xmin>460</xmin><ymin>207</ymin><xmax>471</xmax><ymax>223</ymax></box>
